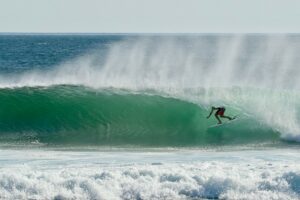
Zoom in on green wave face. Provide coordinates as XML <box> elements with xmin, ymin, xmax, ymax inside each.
<box><xmin>0</xmin><ymin>86</ymin><xmax>279</xmax><ymax>147</ymax></box>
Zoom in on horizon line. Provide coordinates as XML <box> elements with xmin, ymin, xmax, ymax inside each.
<box><xmin>1</xmin><ymin>32</ymin><xmax>300</xmax><ymax>35</ymax></box>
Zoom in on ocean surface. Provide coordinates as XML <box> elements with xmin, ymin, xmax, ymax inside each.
<box><xmin>0</xmin><ymin>34</ymin><xmax>300</xmax><ymax>199</ymax></box>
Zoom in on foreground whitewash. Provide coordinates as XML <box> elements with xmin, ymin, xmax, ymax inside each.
<box><xmin>0</xmin><ymin>149</ymin><xmax>299</xmax><ymax>200</ymax></box>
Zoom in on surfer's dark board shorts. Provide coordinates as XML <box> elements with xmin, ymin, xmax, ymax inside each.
<box><xmin>216</xmin><ymin>108</ymin><xmax>225</xmax><ymax>116</ymax></box>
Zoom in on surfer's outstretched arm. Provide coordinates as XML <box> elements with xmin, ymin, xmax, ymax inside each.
<box><xmin>207</xmin><ymin>107</ymin><xmax>216</xmax><ymax>119</ymax></box>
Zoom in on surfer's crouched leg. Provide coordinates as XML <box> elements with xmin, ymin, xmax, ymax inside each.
<box><xmin>221</xmin><ymin>115</ymin><xmax>234</xmax><ymax>120</ymax></box>
<box><xmin>214</xmin><ymin>114</ymin><xmax>222</xmax><ymax>124</ymax></box>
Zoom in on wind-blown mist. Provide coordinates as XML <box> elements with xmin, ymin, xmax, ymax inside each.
<box><xmin>2</xmin><ymin>35</ymin><xmax>299</xmax><ymax>89</ymax></box>
<box><xmin>1</xmin><ymin>35</ymin><xmax>300</xmax><ymax>144</ymax></box>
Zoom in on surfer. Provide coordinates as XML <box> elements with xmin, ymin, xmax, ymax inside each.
<box><xmin>206</xmin><ymin>106</ymin><xmax>235</xmax><ymax>124</ymax></box>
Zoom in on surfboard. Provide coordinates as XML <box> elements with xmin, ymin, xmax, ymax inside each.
<box><xmin>208</xmin><ymin>117</ymin><xmax>238</xmax><ymax>128</ymax></box>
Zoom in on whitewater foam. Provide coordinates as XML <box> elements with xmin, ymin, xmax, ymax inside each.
<box><xmin>0</xmin><ymin>149</ymin><xmax>299</xmax><ymax>200</ymax></box>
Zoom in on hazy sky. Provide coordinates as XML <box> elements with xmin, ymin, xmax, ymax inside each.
<box><xmin>1</xmin><ymin>0</ymin><xmax>300</xmax><ymax>33</ymax></box>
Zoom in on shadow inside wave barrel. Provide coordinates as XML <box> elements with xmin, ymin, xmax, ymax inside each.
<box><xmin>205</xmin><ymin>117</ymin><xmax>279</xmax><ymax>146</ymax></box>
<box><xmin>0</xmin><ymin>85</ymin><xmax>281</xmax><ymax>147</ymax></box>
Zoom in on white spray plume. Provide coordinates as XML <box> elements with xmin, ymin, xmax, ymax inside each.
<box><xmin>1</xmin><ymin>35</ymin><xmax>300</xmax><ymax>141</ymax></box>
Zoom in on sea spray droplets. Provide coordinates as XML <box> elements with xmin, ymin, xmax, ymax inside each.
<box><xmin>1</xmin><ymin>35</ymin><xmax>299</xmax><ymax>90</ymax></box>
